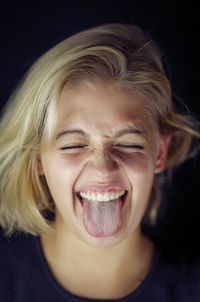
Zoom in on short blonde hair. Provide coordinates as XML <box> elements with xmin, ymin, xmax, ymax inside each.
<box><xmin>0</xmin><ymin>23</ymin><xmax>199</xmax><ymax>236</ymax></box>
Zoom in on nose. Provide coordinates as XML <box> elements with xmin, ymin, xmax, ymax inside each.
<box><xmin>87</xmin><ymin>148</ymin><xmax>119</xmax><ymax>179</ymax></box>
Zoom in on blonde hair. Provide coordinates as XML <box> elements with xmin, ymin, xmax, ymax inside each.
<box><xmin>0</xmin><ymin>23</ymin><xmax>199</xmax><ymax>235</ymax></box>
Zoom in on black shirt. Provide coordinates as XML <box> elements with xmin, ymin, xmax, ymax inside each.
<box><xmin>0</xmin><ymin>231</ymin><xmax>200</xmax><ymax>301</ymax></box>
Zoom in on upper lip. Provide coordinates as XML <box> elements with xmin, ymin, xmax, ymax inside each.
<box><xmin>76</xmin><ymin>184</ymin><xmax>127</xmax><ymax>194</ymax></box>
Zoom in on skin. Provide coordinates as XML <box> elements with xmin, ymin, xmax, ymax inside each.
<box><xmin>39</xmin><ymin>81</ymin><xmax>170</xmax><ymax>299</ymax></box>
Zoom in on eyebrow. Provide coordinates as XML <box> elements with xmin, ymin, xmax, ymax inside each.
<box><xmin>56</xmin><ymin>129</ymin><xmax>88</xmax><ymax>140</ymax></box>
<box><xmin>114</xmin><ymin>127</ymin><xmax>148</xmax><ymax>138</ymax></box>
<box><xmin>55</xmin><ymin>127</ymin><xmax>148</xmax><ymax>140</ymax></box>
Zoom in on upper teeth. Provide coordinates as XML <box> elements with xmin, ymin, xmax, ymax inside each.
<box><xmin>79</xmin><ymin>191</ymin><xmax>125</xmax><ymax>202</ymax></box>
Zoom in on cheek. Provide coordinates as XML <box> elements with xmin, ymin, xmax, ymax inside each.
<box><xmin>118</xmin><ymin>152</ymin><xmax>155</xmax><ymax>199</ymax></box>
<box><xmin>40</xmin><ymin>154</ymin><xmax>81</xmax><ymax>204</ymax></box>
<box><xmin>116</xmin><ymin>151</ymin><xmax>156</xmax><ymax>175</ymax></box>
<box><xmin>121</xmin><ymin>155</ymin><xmax>155</xmax><ymax>225</ymax></box>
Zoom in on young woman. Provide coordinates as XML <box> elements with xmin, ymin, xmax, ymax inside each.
<box><xmin>0</xmin><ymin>23</ymin><xmax>199</xmax><ymax>301</ymax></box>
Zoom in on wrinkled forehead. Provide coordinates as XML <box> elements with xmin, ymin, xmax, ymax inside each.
<box><xmin>56</xmin><ymin>81</ymin><xmax>159</xmax><ymax>135</ymax></box>
<box><xmin>41</xmin><ymin>80</ymin><xmax>161</xmax><ymax>148</ymax></box>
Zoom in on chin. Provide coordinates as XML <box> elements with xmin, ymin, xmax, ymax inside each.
<box><xmin>76</xmin><ymin>220</ymin><xmax>135</xmax><ymax>249</ymax></box>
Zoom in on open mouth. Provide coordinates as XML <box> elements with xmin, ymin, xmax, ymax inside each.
<box><xmin>76</xmin><ymin>190</ymin><xmax>128</xmax><ymax>206</ymax></box>
<box><xmin>76</xmin><ymin>190</ymin><xmax>128</xmax><ymax>237</ymax></box>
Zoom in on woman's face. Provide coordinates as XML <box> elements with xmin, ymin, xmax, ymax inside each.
<box><xmin>39</xmin><ymin>81</ymin><xmax>169</xmax><ymax>247</ymax></box>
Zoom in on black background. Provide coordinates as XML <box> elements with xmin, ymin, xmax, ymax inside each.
<box><xmin>0</xmin><ymin>0</ymin><xmax>199</xmax><ymax>252</ymax></box>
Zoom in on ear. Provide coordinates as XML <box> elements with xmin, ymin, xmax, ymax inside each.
<box><xmin>37</xmin><ymin>156</ymin><xmax>44</xmax><ymax>175</ymax></box>
<box><xmin>155</xmin><ymin>135</ymin><xmax>171</xmax><ymax>174</ymax></box>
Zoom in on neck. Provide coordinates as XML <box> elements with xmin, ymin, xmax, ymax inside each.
<box><xmin>41</xmin><ymin>223</ymin><xmax>155</xmax><ymax>299</ymax></box>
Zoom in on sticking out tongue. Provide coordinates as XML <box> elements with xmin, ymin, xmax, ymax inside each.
<box><xmin>82</xmin><ymin>199</ymin><xmax>122</xmax><ymax>237</ymax></box>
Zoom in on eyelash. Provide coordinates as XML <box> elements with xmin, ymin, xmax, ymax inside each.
<box><xmin>60</xmin><ymin>145</ymin><xmax>87</xmax><ymax>150</ymax></box>
<box><xmin>60</xmin><ymin>144</ymin><xmax>144</xmax><ymax>151</ymax></box>
<box><xmin>115</xmin><ymin>144</ymin><xmax>144</xmax><ymax>150</ymax></box>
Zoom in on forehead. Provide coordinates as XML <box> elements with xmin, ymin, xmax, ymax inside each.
<box><xmin>56</xmin><ymin>81</ymin><xmax>157</xmax><ymax>135</ymax></box>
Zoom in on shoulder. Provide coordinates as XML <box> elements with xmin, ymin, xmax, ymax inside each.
<box><xmin>0</xmin><ymin>229</ymin><xmax>13</xmax><ymax>269</ymax></box>
<box><xmin>155</xmin><ymin>247</ymin><xmax>200</xmax><ymax>300</ymax></box>
<box><xmin>0</xmin><ymin>229</ymin><xmax>38</xmax><ymax>270</ymax></box>
<box><xmin>159</xmin><ymin>247</ymin><xmax>200</xmax><ymax>276</ymax></box>
<box><xmin>0</xmin><ymin>229</ymin><xmax>42</xmax><ymax>301</ymax></box>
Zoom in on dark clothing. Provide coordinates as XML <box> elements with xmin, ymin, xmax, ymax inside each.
<box><xmin>0</xmin><ymin>231</ymin><xmax>200</xmax><ymax>302</ymax></box>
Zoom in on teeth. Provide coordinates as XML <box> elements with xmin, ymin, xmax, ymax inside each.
<box><xmin>79</xmin><ymin>190</ymin><xmax>125</xmax><ymax>202</ymax></box>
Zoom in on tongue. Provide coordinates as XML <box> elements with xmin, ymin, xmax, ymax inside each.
<box><xmin>82</xmin><ymin>199</ymin><xmax>122</xmax><ymax>237</ymax></box>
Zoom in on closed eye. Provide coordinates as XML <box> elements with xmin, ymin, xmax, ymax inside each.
<box><xmin>115</xmin><ymin>144</ymin><xmax>144</xmax><ymax>150</ymax></box>
<box><xmin>60</xmin><ymin>145</ymin><xmax>88</xmax><ymax>150</ymax></box>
